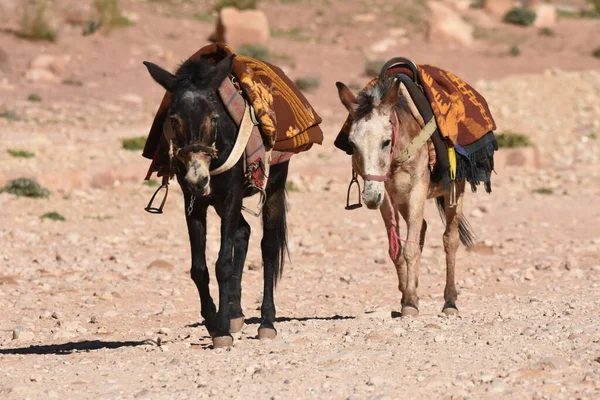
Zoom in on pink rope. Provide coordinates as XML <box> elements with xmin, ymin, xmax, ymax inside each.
<box><xmin>385</xmin><ymin>190</ymin><xmax>401</xmax><ymax>259</ymax></box>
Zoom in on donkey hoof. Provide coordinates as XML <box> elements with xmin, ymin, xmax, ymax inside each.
<box><xmin>442</xmin><ymin>307</ymin><xmax>459</xmax><ymax>316</ymax></box>
<box><xmin>257</xmin><ymin>327</ymin><xmax>277</xmax><ymax>340</ymax></box>
<box><xmin>401</xmin><ymin>306</ymin><xmax>419</xmax><ymax>317</ymax></box>
<box><xmin>207</xmin><ymin>331</ymin><xmax>217</xmax><ymax>338</ymax></box>
<box><xmin>229</xmin><ymin>317</ymin><xmax>245</xmax><ymax>333</ymax></box>
<box><xmin>212</xmin><ymin>335</ymin><xmax>233</xmax><ymax>349</ymax></box>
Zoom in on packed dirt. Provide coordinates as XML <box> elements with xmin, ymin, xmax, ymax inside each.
<box><xmin>1</xmin><ymin>1</ymin><xmax>599</xmax><ymax>399</ymax></box>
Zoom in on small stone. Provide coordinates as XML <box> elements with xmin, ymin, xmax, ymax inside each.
<box><xmin>161</xmin><ymin>302</ymin><xmax>176</xmax><ymax>315</ymax></box>
<box><xmin>30</xmin><ymin>374</ymin><xmax>42</xmax><ymax>382</ymax></box>
<box><xmin>147</xmin><ymin>259</ymin><xmax>174</xmax><ymax>272</ymax></box>
<box><xmin>564</xmin><ymin>255</ymin><xmax>577</xmax><ymax>271</ymax></box>
<box><xmin>158</xmin><ymin>327</ymin><xmax>171</xmax><ymax>335</ymax></box>
<box><xmin>39</xmin><ymin>310</ymin><xmax>52</xmax><ymax>319</ymax></box>
<box><xmin>367</xmin><ymin>376</ymin><xmax>386</xmax><ymax>386</ymax></box>
<box><xmin>89</xmin><ymin>316</ymin><xmax>98</xmax><ymax>324</ymax></box>
<box><xmin>434</xmin><ymin>334</ymin><xmax>446</xmax><ymax>343</ymax></box>
<box><xmin>12</xmin><ymin>328</ymin><xmax>34</xmax><ymax>342</ymax></box>
<box><xmin>99</xmin><ymin>291</ymin><xmax>113</xmax><ymax>301</ymax></box>
<box><xmin>490</xmin><ymin>380</ymin><xmax>506</xmax><ymax>393</ymax></box>
<box><xmin>51</xmin><ymin>311</ymin><xmax>61</xmax><ymax>319</ymax></box>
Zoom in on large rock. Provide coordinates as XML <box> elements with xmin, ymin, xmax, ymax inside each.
<box><xmin>209</xmin><ymin>7</ymin><xmax>270</xmax><ymax>51</ymax></box>
<box><xmin>484</xmin><ymin>0</ymin><xmax>514</xmax><ymax>17</ymax></box>
<box><xmin>428</xmin><ymin>2</ymin><xmax>474</xmax><ymax>47</ymax></box>
<box><xmin>25</xmin><ymin>54</ymin><xmax>71</xmax><ymax>84</ymax></box>
<box><xmin>533</xmin><ymin>4</ymin><xmax>557</xmax><ymax>28</ymax></box>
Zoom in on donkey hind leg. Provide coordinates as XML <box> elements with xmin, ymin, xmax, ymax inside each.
<box><xmin>400</xmin><ymin>187</ymin><xmax>428</xmax><ymax>317</ymax></box>
<box><xmin>441</xmin><ymin>183</ymin><xmax>466</xmax><ymax>316</ymax></box>
<box><xmin>212</xmin><ymin>194</ymin><xmax>243</xmax><ymax>348</ymax></box>
<box><xmin>186</xmin><ymin>203</ymin><xmax>217</xmax><ymax>337</ymax></box>
<box><xmin>258</xmin><ymin>162</ymin><xmax>289</xmax><ymax>340</ymax></box>
<box><xmin>228</xmin><ymin>214</ymin><xmax>251</xmax><ymax>333</ymax></box>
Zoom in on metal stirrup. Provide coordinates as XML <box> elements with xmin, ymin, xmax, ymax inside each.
<box><xmin>345</xmin><ymin>170</ymin><xmax>363</xmax><ymax>210</ymax></box>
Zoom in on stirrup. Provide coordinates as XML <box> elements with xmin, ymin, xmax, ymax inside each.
<box><xmin>345</xmin><ymin>170</ymin><xmax>363</xmax><ymax>210</ymax></box>
<box><xmin>145</xmin><ymin>180</ymin><xmax>169</xmax><ymax>214</ymax></box>
<box><xmin>242</xmin><ymin>185</ymin><xmax>267</xmax><ymax>217</ymax></box>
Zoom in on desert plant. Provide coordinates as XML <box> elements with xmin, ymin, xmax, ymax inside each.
<box><xmin>271</xmin><ymin>27</ymin><xmax>308</xmax><ymax>41</ymax></box>
<box><xmin>41</xmin><ymin>211</ymin><xmax>66</xmax><ymax>221</ymax></box>
<box><xmin>1</xmin><ymin>178</ymin><xmax>50</xmax><ymax>198</ymax></box>
<box><xmin>122</xmin><ymin>136</ymin><xmax>147</xmax><ymax>151</ymax></box>
<box><xmin>294</xmin><ymin>75</ymin><xmax>321</xmax><ymax>92</ymax></box>
<box><xmin>143</xmin><ymin>180</ymin><xmax>160</xmax><ymax>187</ymax></box>
<box><xmin>496</xmin><ymin>131</ymin><xmax>533</xmax><ymax>148</ymax></box>
<box><xmin>504</xmin><ymin>7</ymin><xmax>537</xmax><ymax>26</ymax></box>
<box><xmin>63</xmin><ymin>78</ymin><xmax>83</xmax><ymax>86</ymax></box>
<box><xmin>470</xmin><ymin>0</ymin><xmax>484</xmax><ymax>9</ymax></box>
<box><xmin>27</xmin><ymin>93</ymin><xmax>42</xmax><ymax>102</ymax></box>
<box><xmin>285</xmin><ymin>181</ymin><xmax>300</xmax><ymax>192</ymax></box>
<box><xmin>532</xmin><ymin>188</ymin><xmax>553</xmax><ymax>195</ymax></box>
<box><xmin>19</xmin><ymin>2</ymin><xmax>57</xmax><ymax>42</ymax></box>
<box><xmin>237</xmin><ymin>44</ymin><xmax>270</xmax><ymax>61</ymax></box>
<box><xmin>364</xmin><ymin>59</ymin><xmax>385</xmax><ymax>77</ymax></box>
<box><xmin>591</xmin><ymin>0</ymin><xmax>600</xmax><ymax>13</ymax></box>
<box><xmin>0</xmin><ymin>110</ymin><xmax>19</xmax><ymax>120</ymax></box>
<box><xmin>509</xmin><ymin>45</ymin><xmax>521</xmax><ymax>56</ymax></box>
<box><xmin>94</xmin><ymin>0</ymin><xmax>132</xmax><ymax>29</ymax></box>
<box><xmin>192</xmin><ymin>12</ymin><xmax>216</xmax><ymax>22</ymax></box>
<box><xmin>215</xmin><ymin>0</ymin><xmax>257</xmax><ymax>10</ymax></box>
<box><xmin>539</xmin><ymin>27</ymin><xmax>555</xmax><ymax>37</ymax></box>
<box><xmin>7</xmin><ymin>149</ymin><xmax>35</xmax><ymax>158</ymax></box>
<box><xmin>593</xmin><ymin>47</ymin><xmax>600</xmax><ymax>59</ymax></box>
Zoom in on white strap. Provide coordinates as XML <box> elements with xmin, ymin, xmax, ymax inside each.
<box><xmin>210</xmin><ymin>103</ymin><xmax>255</xmax><ymax>176</ymax></box>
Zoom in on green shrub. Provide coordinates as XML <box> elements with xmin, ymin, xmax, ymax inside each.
<box><xmin>470</xmin><ymin>0</ymin><xmax>484</xmax><ymax>9</ymax></box>
<box><xmin>215</xmin><ymin>0</ymin><xmax>257</xmax><ymax>11</ymax></box>
<box><xmin>1</xmin><ymin>178</ymin><xmax>50</xmax><ymax>198</ymax></box>
<box><xmin>509</xmin><ymin>45</ymin><xmax>521</xmax><ymax>57</ymax></box>
<box><xmin>7</xmin><ymin>149</ymin><xmax>35</xmax><ymax>158</ymax></box>
<box><xmin>590</xmin><ymin>0</ymin><xmax>600</xmax><ymax>14</ymax></box>
<box><xmin>504</xmin><ymin>7</ymin><xmax>537</xmax><ymax>26</ymax></box>
<box><xmin>237</xmin><ymin>44</ymin><xmax>270</xmax><ymax>61</ymax></box>
<box><xmin>122</xmin><ymin>136</ymin><xmax>147</xmax><ymax>151</ymax></box>
<box><xmin>0</xmin><ymin>110</ymin><xmax>19</xmax><ymax>121</ymax></box>
<box><xmin>285</xmin><ymin>181</ymin><xmax>300</xmax><ymax>192</ymax></box>
<box><xmin>364</xmin><ymin>59</ymin><xmax>385</xmax><ymax>77</ymax></box>
<box><xmin>496</xmin><ymin>131</ymin><xmax>533</xmax><ymax>148</ymax></box>
<box><xmin>294</xmin><ymin>75</ymin><xmax>321</xmax><ymax>92</ymax></box>
<box><xmin>539</xmin><ymin>27</ymin><xmax>555</xmax><ymax>37</ymax></box>
<box><xmin>532</xmin><ymin>188</ymin><xmax>553</xmax><ymax>195</ymax></box>
<box><xmin>27</xmin><ymin>94</ymin><xmax>42</xmax><ymax>102</ymax></box>
<box><xmin>19</xmin><ymin>3</ymin><xmax>57</xmax><ymax>42</ymax></box>
<box><xmin>41</xmin><ymin>211</ymin><xmax>66</xmax><ymax>221</ymax></box>
<box><xmin>63</xmin><ymin>78</ymin><xmax>83</xmax><ymax>87</ymax></box>
<box><xmin>94</xmin><ymin>0</ymin><xmax>133</xmax><ymax>29</ymax></box>
<box><xmin>593</xmin><ymin>47</ymin><xmax>600</xmax><ymax>59</ymax></box>
<box><xmin>143</xmin><ymin>180</ymin><xmax>160</xmax><ymax>187</ymax></box>
<box><xmin>192</xmin><ymin>12</ymin><xmax>216</xmax><ymax>22</ymax></box>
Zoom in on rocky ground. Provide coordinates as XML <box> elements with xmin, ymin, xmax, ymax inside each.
<box><xmin>1</xmin><ymin>0</ymin><xmax>600</xmax><ymax>399</ymax></box>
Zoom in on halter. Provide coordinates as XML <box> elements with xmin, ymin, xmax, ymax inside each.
<box><xmin>361</xmin><ymin>110</ymin><xmax>401</xmax><ymax>183</ymax></box>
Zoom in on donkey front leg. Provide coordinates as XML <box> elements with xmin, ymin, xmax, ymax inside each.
<box><xmin>401</xmin><ymin>187</ymin><xmax>428</xmax><ymax>317</ymax></box>
<box><xmin>185</xmin><ymin>200</ymin><xmax>218</xmax><ymax>337</ymax></box>
<box><xmin>442</xmin><ymin>182</ymin><xmax>465</xmax><ymax>316</ymax></box>
<box><xmin>379</xmin><ymin>197</ymin><xmax>407</xmax><ymax>299</ymax></box>
<box><xmin>228</xmin><ymin>215</ymin><xmax>251</xmax><ymax>333</ymax></box>
<box><xmin>213</xmin><ymin>195</ymin><xmax>243</xmax><ymax>348</ymax></box>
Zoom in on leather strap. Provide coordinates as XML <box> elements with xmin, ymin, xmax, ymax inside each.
<box><xmin>396</xmin><ymin>117</ymin><xmax>437</xmax><ymax>163</ymax></box>
<box><xmin>210</xmin><ymin>103</ymin><xmax>256</xmax><ymax>176</ymax></box>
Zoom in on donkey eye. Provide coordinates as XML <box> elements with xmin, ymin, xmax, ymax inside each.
<box><xmin>211</xmin><ymin>116</ymin><xmax>219</xmax><ymax>125</ymax></box>
<box><xmin>382</xmin><ymin>139</ymin><xmax>391</xmax><ymax>149</ymax></box>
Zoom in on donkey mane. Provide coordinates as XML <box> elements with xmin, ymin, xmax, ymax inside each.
<box><xmin>354</xmin><ymin>76</ymin><xmax>411</xmax><ymax>121</ymax></box>
<box><xmin>174</xmin><ymin>58</ymin><xmax>215</xmax><ymax>88</ymax></box>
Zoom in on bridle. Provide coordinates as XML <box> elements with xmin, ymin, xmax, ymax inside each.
<box><xmin>360</xmin><ymin>109</ymin><xmax>401</xmax><ymax>183</ymax></box>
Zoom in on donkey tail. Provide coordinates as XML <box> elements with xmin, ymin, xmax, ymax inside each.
<box><xmin>435</xmin><ymin>196</ymin><xmax>477</xmax><ymax>248</ymax></box>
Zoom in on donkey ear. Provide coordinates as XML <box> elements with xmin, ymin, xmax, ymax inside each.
<box><xmin>211</xmin><ymin>55</ymin><xmax>235</xmax><ymax>88</ymax></box>
<box><xmin>381</xmin><ymin>78</ymin><xmax>401</xmax><ymax>108</ymax></box>
<box><xmin>143</xmin><ymin>61</ymin><xmax>177</xmax><ymax>92</ymax></box>
<box><xmin>336</xmin><ymin>82</ymin><xmax>357</xmax><ymax>115</ymax></box>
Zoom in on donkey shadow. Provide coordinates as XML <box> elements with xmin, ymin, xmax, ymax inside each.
<box><xmin>185</xmin><ymin>314</ymin><xmax>355</xmax><ymax>328</ymax></box>
<box><xmin>0</xmin><ymin>340</ymin><xmax>151</xmax><ymax>356</ymax></box>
